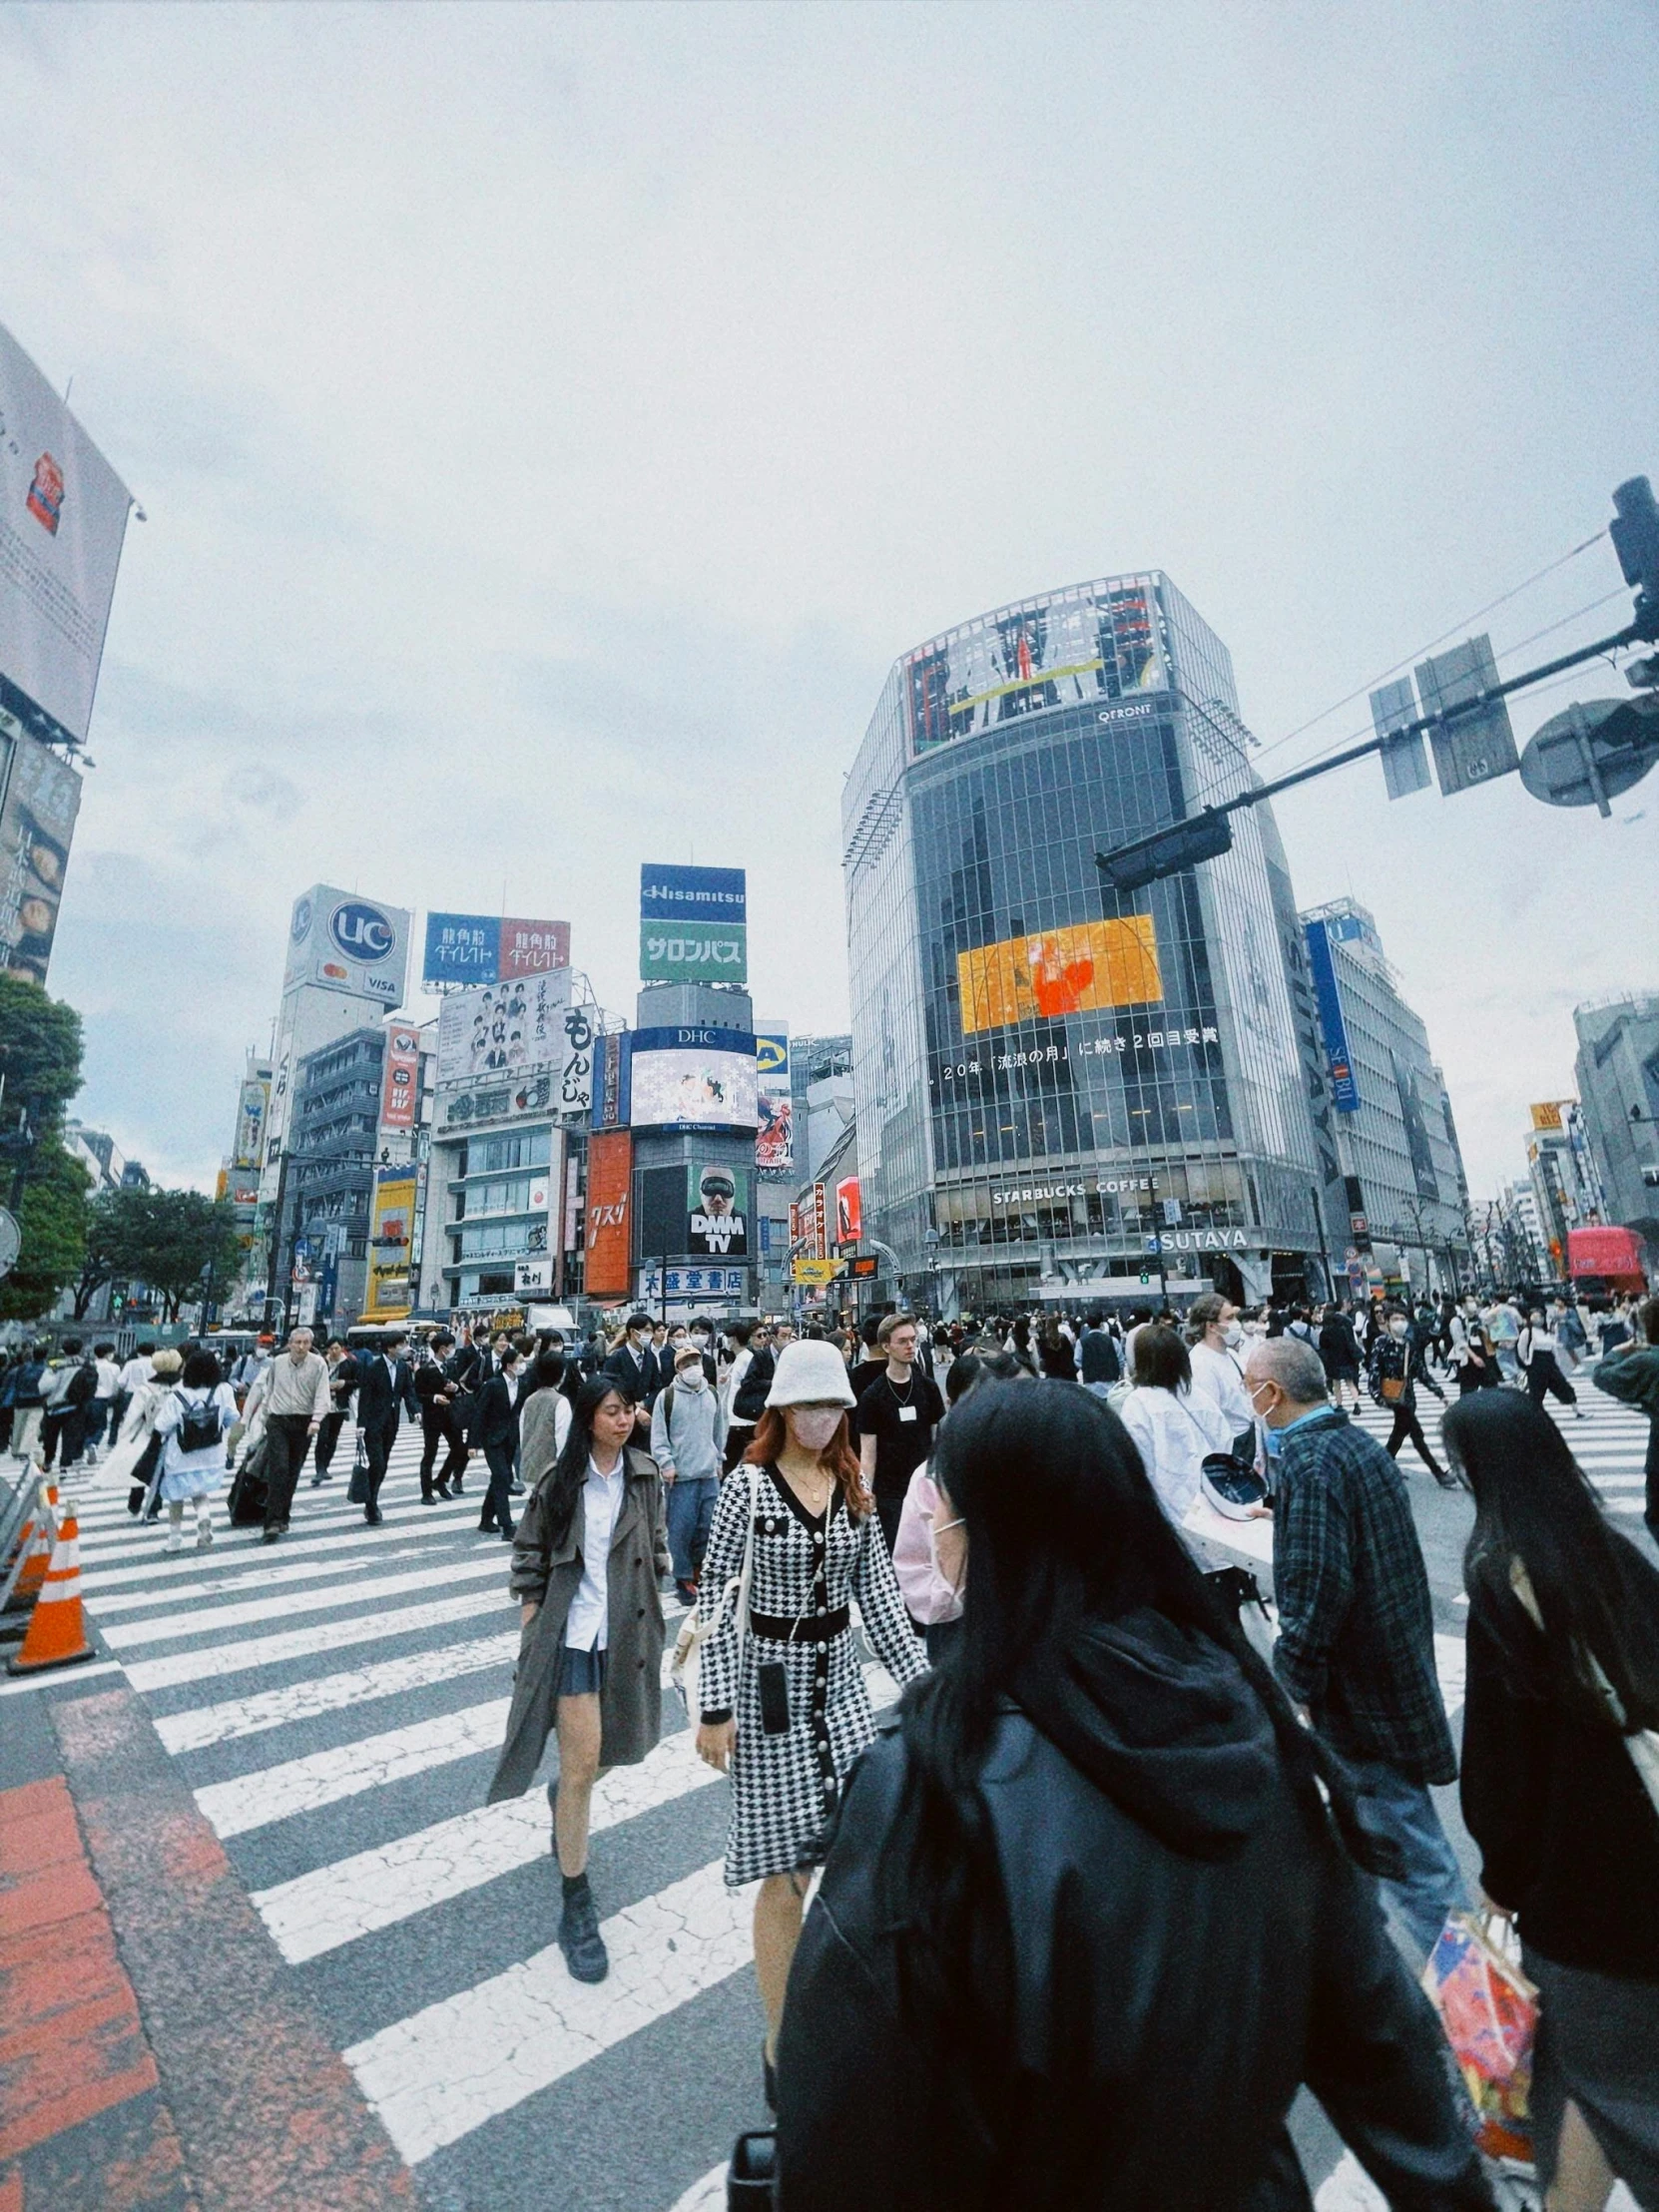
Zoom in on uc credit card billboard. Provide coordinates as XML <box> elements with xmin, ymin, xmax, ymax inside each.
<box><xmin>284</xmin><ymin>883</ymin><xmax>411</xmax><ymax>1005</ymax></box>
<box><xmin>639</xmin><ymin>863</ymin><xmax>747</xmax><ymax>985</ymax></box>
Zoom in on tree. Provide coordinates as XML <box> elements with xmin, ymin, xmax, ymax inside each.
<box><xmin>96</xmin><ymin>1187</ymin><xmax>243</xmax><ymax>1322</ymax></box>
<box><xmin>0</xmin><ymin>1139</ymin><xmax>91</xmax><ymax>1324</ymax></box>
<box><xmin>0</xmin><ymin>975</ymin><xmax>88</xmax><ymax>1323</ymax></box>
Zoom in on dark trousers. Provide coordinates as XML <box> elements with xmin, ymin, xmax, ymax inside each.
<box><xmin>479</xmin><ymin>1439</ymin><xmax>516</xmax><ymax>1533</ymax></box>
<box><xmin>264</xmin><ymin>1413</ymin><xmax>314</xmax><ymax>1530</ymax></box>
<box><xmin>1455</xmin><ymin>1364</ymin><xmax>1495</xmax><ymax>1394</ymax></box>
<box><xmin>40</xmin><ymin>1407</ymin><xmax>86</xmax><ymax>1467</ymax></box>
<box><xmin>723</xmin><ymin>1425</ymin><xmax>754</xmax><ymax>1474</ymax></box>
<box><xmin>362</xmin><ymin>1416</ymin><xmax>398</xmax><ymax>1513</ymax></box>
<box><xmin>314</xmin><ymin>1408</ymin><xmax>347</xmax><ymax>1473</ymax></box>
<box><xmin>1382</xmin><ymin>1404</ymin><xmax>1444</xmax><ymax>1476</ymax></box>
<box><xmin>420</xmin><ymin>1408</ymin><xmax>468</xmax><ymax>1497</ymax></box>
<box><xmin>1526</xmin><ymin>1354</ymin><xmax>1577</xmax><ymax>1408</ymax></box>
<box><xmin>874</xmin><ymin>1488</ymin><xmax>904</xmax><ymax>1556</ymax></box>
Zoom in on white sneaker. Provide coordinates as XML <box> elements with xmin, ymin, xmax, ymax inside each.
<box><xmin>196</xmin><ymin>1521</ymin><xmax>214</xmax><ymax>1549</ymax></box>
<box><xmin>166</xmin><ymin>1533</ymin><xmax>184</xmax><ymax>1554</ymax></box>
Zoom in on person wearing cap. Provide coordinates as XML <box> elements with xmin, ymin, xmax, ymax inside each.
<box><xmin>651</xmin><ymin>1341</ymin><xmax>727</xmax><ymax>1605</ymax></box>
<box><xmin>694</xmin><ymin>1338</ymin><xmax>927</xmax><ymax>2106</ymax></box>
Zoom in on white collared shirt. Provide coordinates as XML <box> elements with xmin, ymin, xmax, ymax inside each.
<box><xmin>566</xmin><ymin>1453</ymin><xmax>627</xmax><ymax>1654</ymax></box>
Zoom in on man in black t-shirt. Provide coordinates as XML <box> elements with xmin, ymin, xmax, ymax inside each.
<box><xmin>854</xmin><ymin>1313</ymin><xmax>945</xmax><ymax>1554</ymax></box>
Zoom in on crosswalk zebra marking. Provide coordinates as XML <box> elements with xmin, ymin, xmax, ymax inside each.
<box><xmin>87</xmin><ymin>1553</ymin><xmax>381</xmax><ymax>1614</ymax></box>
<box><xmin>100</xmin><ymin>1549</ymin><xmax>511</xmax><ymax>1649</ymax></box>
<box><xmin>154</xmin><ymin>1629</ymin><xmax>522</xmax><ymax>1753</ymax></box>
<box><xmin>194</xmin><ymin>1697</ymin><xmax>514</xmax><ymax>1838</ymax></box>
<box><xmin>124</xmin><ymin>1586</ymin><xmax>513</xmax><ymax>1693</ymax></box>
<box><xmin>343</xmin><ymin>1857</ymin><xmax>751</xmax><ymax>2165</ymax></box>
<box><xmin>254</xmin><ymin>1725</ymin><xmax>722</xmax><ymax>1964</ymax></box>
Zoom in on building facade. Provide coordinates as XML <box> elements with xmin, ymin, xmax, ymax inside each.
<box><xmin>1574</xmin><ymin>993</ymin><xmax>1659</xmax><ymax>1262</ymax></box>
<box><xmin>842</xmin><ymin>572</ymin><xmax>1343</xmax><ymax>1315</ymax></box>
<box><xmin>1302</xmin><ymin>899</ymin><xmax>1471</xmax><ymax>1295</ymax></box>
<box><xmin>278</xmin><ymin>1026</ymin><xmax>386</xmax><ymax>1329</ymax></box>
<box><xmin>1524</xmin><ymin>1100</ymin><xmax>1606</xmax><ymax>1280</ymax></box>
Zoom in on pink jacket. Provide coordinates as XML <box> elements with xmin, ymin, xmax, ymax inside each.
<box><xmin>892</xmin><ymin>1464</ymin><xmax>965</xmax><ymax>1625</ymax></box>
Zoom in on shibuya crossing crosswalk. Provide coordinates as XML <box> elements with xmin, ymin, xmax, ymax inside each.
<box><xmin>26</xmin><ymin>1387</ymin><xmax>1655</xmax><ymax>2212</ymax></box>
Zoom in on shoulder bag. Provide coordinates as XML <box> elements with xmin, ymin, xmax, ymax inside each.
<box><xmin>672</xmin><ymin>1461</ymin><xmax>760</xmax><ymax>1721</ymax></box>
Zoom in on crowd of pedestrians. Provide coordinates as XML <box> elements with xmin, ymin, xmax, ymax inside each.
<box><xmin>4</xmin><ymin>1281</ymin><xmax>1655</xmax><ymax>2204</ymax></box>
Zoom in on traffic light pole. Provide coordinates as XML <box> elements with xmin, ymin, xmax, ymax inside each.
<box><xmin>1098</xmin><ymin>617</ymin><xmax>1642</xmax><ymax>890</ymax></box>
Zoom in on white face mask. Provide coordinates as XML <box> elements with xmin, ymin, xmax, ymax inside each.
<box><xmin>1389</xmin><ymin>1321</ymin><xmax>1408</xmax><ymax>1340</ymax></box>
<box><xmin>677</xmin><ymin>1367</ymin><xmax>706</xmax><ymax>1391</ymax></box>
<box><xmin>1223</xmin><ymin>1322</ymin><xmax>1245</xmax><ymax>1348</ymax></box>
<box><xmin>788</xmin><ymin>1406</ymin><xmax>842</xmax><ymax>1453</ymax></box>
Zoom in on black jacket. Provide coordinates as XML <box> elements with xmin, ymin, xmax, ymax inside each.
<box><xmin>603</xmin><ymin>1342</ymin><xmax>661</xmax><ymax>1406</ymax></box>
<box><xmin>355</xmin><ymin>1353</ymin><xmax>418</xmax><ymax>1431</ymax></box>
<box><xmin>732</xmin><ymin>1344</ymin><xmax>776</xmax><ymax>1424</ymax></box>
<box><xmin>414</xmin><ymin>1363</ymin><xmax>460</xmax><ymax>1420</ymax></box>
<box><xmin>474</xmin><ymin>1372</ymin><xmax>521</xmax><ymax>1451</ymax></box>
<box><xmin>1460</xmin><ymin>1598</ymin><xmax>1659</xmax><ymax>1978</ymax></box>
<box><xmin>778</xmin><ymin>1609</ymin><xmax>1491</xmax><ymax>2212</ymax></box>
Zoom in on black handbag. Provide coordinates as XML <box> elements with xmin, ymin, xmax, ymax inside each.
<box><xmin>727</xmin><ymin>2132</ymin><xmax>777</xmax><ymax>2209</ymax></box>
<box><xmin>347</xmin><ymin>1429</ymin><xmax>370</xmax><ymax>1505</ymax></box>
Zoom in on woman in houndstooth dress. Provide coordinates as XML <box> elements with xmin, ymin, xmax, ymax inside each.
<box><xmin>696</xmin><ymin>1339</ymin><xmax>926</xmax><ymax>2098</ymax></box>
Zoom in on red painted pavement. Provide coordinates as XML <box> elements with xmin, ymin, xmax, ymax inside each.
<box><xmin>0</xmin><ymin>1686</ymin><xmax>417</xmax><ymax>2210</ymax></box>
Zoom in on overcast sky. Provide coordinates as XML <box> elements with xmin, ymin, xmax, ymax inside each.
<box><xmin>4</xmin><ymin>1</ymin><xmax>1655</xmax><ymax>1197</ymax></box>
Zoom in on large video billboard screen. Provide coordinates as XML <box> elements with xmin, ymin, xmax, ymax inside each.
<box><xmin>422</xmin><ymin>912</ymin><xmax>570</xmax><ymax>985</ymax></box>
<box><xmin>629</xmin><ymin>1024</ymin><xmax>758</xmax><ymax>1132</ymax></box>
<box><xmin>957</xmin><ymin>915</ymin><xmax>1162</xmax><ymax>1035</ymax></box>
<box><xmin>906</xmin><ymin>580</ymin><xmax>1167</xmax><ymax>754</ymax></box>
<box><xmin>0</xmin><ymin>322</ymin><xmax>132</xmax><ymax>752</ymax></box>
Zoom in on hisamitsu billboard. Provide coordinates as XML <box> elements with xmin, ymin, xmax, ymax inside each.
<box><xmin>639</xmin><ymin>865</ymin><xmax>748</xmax><ymax>986</ymax></box>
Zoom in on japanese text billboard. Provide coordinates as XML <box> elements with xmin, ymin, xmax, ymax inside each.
<box><xmin>0</xmin><ymin>321</ymin><xmax>132</xmax><ymax>752</ymax></box>
<box><xmin>957</xmin><ymin>915</ymin><xmax>1161</xmax><ymax>1035</ymax></box>
<box><xmin>362</xmin><ymin>1170</ymin><xmax>416</xmax><ymax>1319</ymax></box>
<box><xmin>233</xmin><ymin>1077</ymin><xmax>270</xmax><ymax>1171</ymax></box>
<box><xmin>556</xmin><ymin>1001</ymin><xmax>596</xmax><ymax>1126</ymax></box>
<box><xmin>379</xmin><ymin>1022</ymin><xmax>421</xmax><ymax>1129</ymax></box>
<box><xmin>436</xmin><ymin>970</ymin><xmax>571</xmax><ymax>1086</ymax></box>
<box><xmin>640</xmin><ymin>863</ymin><xmax>747</xmax><ymax>985</ymax></box>
<box><xmin>584</xmin><ymin>1131</ymin><xmax>633</xmax><ymax>1299</ymax></box>
<box><xmin>422</xmin><ymin>911</ymin><xmax>570</xmax><ymax>985</ymax></box>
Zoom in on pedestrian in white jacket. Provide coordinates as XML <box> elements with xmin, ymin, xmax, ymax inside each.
<box><xmin>1119</xmin><ymin>1324</ymin><xmax>1234</xmax><ymax>1526</ymax></box>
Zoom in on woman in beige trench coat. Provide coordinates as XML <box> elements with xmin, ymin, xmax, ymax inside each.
<box><xmin>488</xmin><ymin>1375</ymin><xmax>670</xmax><ymax>1984</ymax></box>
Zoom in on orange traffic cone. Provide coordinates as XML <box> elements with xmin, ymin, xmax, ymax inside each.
<box><xmin>6</xmin><ymin>1496</ymin><xmax>95</xmax><ymax>1675</ymax></box>
<box><xmin>3</xmin><ymin>1478</ymin><xmax>58</xmax><ymax>1613</ymax></box>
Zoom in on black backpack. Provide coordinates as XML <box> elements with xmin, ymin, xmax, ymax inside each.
<box><xmin>175</xmin><ymin>1389</ymin><xmax>222</xmax><ymax>1453</ymax></box>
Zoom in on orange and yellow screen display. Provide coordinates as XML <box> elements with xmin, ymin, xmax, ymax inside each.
<box><xmin>957</xmin><ymin>915</ymin><xmax>1162</xmax><ymax>1035</ymax></box>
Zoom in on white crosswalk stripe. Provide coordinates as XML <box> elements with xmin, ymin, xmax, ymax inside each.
<box><xmin>61</xmin><ymin>1381</ymin><xmax>1652</xmax><ymax>2207</ymax></box>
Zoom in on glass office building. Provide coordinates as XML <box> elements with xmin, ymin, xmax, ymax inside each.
<box><xmin>843</xmin><ymin>572</ymin><xmax>1342</xmax><ymax>1312</ymax></box>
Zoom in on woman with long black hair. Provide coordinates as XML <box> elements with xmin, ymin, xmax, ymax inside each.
<box><xmin>1446</xmin><ymin>1387</ymin><xmax>1659</xmax><ymax>2212</ymax></box>
<box><xmin>487</xmin><ymin>1377</ymin><xmax>669</xmax><ymax>1985</ymax></box>
<box><xmin>776</xmin><ymin>1382</ymin><xmax>1490</xmax><ymax>2212</ymax></box>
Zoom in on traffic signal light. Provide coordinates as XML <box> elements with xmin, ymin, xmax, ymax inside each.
<box><xmin>1097</xmin><ymin>807</ymin><xmax>1234</xmax><ymax>893</ymax></box>
<box><xmin>1611</xmin><ymin>476</ymin><xmax>1659</xmax><ymax>641</ymax></box>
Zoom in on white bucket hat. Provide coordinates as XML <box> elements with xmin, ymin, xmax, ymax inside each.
<box><xmin>766</xmin><ymin>1339</ymin><xmax>856</xmax><ymax>1410</ymax></box>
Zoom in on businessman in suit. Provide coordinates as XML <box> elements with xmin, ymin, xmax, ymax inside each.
<box><xmin>474</xmin><ymin>1344</ymin><xmax>523</xmax><ymax>1539</ymax></box>
<box><xmin>603</xmin><ymin>1310</ymin><xmax>661</xmax><ymax>1439</ymax></box>
<box><xmin>355</xmin><ymin>1331</ymin><xmax>419</xmax><ymax>1525</ymax></box>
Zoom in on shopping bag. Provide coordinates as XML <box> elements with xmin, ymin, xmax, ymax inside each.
<box><xmin>1421</xmin><ymin>1910</ymin><xmax>1537</xmax><ymax>2163</ymax></box>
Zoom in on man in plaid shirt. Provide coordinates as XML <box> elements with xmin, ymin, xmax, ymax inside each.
<box><xmin>1245</xmin><ymin>1335</ymin><xmax>1464</xmax><ymax>1957</ymax></box>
